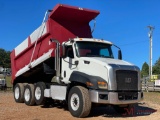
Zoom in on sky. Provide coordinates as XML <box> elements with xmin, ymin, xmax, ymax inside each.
<box><xmin>0</xmin><ymin>0</ymin><xmax>160</xmax><ymax>69</ymax></box>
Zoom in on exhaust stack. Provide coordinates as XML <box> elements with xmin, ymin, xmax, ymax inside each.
<box><xmin>50</xmin><ymin>39</ymin><xmax>61</xmax><ymax>83</ymax></box>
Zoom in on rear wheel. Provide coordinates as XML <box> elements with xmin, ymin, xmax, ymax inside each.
<box><xmin>14</xmin><ymin>83</ymin><xmax>25</xmax><ymax>103</ymax></box>
<box><xmin>68</xmin><ymin>86</ymin><xmax>91</xmax><ymax>118</ymax></box>
<box><xmin>24</xmin><ymin>84</ymin><xmax>35</xmax><ymax>106</ymax></box>
<box><xmin>34</xmin><ymin>82</ymin><xmax>46</xmax><ymax>105</ymax></box>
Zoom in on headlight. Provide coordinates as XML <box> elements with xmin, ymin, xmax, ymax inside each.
<box><xmin>97</xmin><ymin>81</ymin><xmax>108</xmax><ymax>89</ymax></box>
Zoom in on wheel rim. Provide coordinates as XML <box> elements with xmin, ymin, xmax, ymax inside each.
<box><xmin>24</xmin><ymin>88</ymin><xmax>30</xmax><ymax>102</ymax></box>
<box><xmin>70</xmin><ymin>93</ymin><xmax>80</xmax><ymax>111</ymax></box>
<box><xmin>15</xmin><ymin>87</ymin><xmax>20</xmax><ymax>100</ymax></box>
<box><xmin>35</xmin><ymin>87</ymin><xmax>41</xmax><ymax>100</ymax></box>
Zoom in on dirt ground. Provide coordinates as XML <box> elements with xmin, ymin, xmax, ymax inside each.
<box><xmin>0</xmin><ymin>91</ymin><xmax>160</xmax><ymax>120</ymax></box>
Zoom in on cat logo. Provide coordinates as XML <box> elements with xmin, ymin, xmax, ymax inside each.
<box><xmin>125</xmin><ymin>78</ymin><xmax>132</xmax><ymax>83</ymax></box>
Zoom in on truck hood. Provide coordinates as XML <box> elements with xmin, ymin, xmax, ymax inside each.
<box><xmin>80</xmin><ymin>57</ymin><xmax>134</xmax><ymax>66</ymax></box>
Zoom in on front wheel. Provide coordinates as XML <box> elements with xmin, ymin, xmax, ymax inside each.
<box><xmin>68</xmin><ymin>86</ymin><xmax>91</xmax><ymax>118</ymax></box>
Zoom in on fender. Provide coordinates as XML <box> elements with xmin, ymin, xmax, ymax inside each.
<box><xmin>69</xmin><ymin>71</ymin><xmax>106</xmax><ymax>89</ymax></box>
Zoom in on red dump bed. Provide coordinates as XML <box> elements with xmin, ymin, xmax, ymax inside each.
<box><xmin>10</xmin><ymin>4</ymin><xmax>99</xmax><ymax>83</ymax></box>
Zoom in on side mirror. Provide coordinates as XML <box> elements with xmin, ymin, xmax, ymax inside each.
<box><xmin>118</xmin><ymin>50</ymin><xmax>122</xmax><ymax>60</ymax></box>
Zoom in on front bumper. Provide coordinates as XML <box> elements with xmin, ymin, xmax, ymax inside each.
<box><xmin>89</xmin><ymin>90</ymin><xmax>143</xmax><ymax>105</ymax></box>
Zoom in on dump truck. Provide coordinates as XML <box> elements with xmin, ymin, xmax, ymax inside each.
<box><xmin>10</xmin><ymin>4</ymin><xmax>143</xmax><ymax>117</ymax></box>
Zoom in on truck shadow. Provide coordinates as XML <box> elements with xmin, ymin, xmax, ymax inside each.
<box><xmin>41</xmin><ymin>100</ymin><xmax>68</xmax><ymax>111</ymax></box>
<box><xmin>40</xmin><ymin>101</ymin><xmax>157</xmax><ymax>118</ymax></box>
<box><xmin>89</xmin><ymin>103</ymin><xmax>157</xmax><ymax>118</ymax></box>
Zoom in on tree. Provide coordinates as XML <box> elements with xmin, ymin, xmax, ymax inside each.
<box><xmin>0</xmin><ymin>48</ymin><xmax>11</xmax><ymax>68</ymax></box>
<box><xmin>141</xmin><ymin>62</ymin><xmax>149</xmax><ymax>78</ymax></box>
<box><xmin>153</xmin><ymin>57</ymin><xmax>160</xmax><ymax>74</ymax></box>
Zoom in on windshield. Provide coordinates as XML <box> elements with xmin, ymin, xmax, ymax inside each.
<box><xmin>75</xmin><ymin>41</ymin><xmax>114</xmax><ymax>58</ymax></box>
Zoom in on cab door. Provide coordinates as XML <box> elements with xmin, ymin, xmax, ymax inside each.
<box><xmin>61</xmin><ymin>45</ymin><xmax>77</xmax><ymax>83</ymax></box>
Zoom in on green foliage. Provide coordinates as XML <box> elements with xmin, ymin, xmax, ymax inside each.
<box><xmin>0</xmin><ymin>48</ymin><xmax>11</xmax><ymax>68</ymax></box>
<box><xmin>141</xmin><ymin>62</ymin><xmax>149</xmax><ymax>78</ymax></box>
<box><xmin>141</xmin><ymin>57</ymin><xmax>160</xmax><ymax>77</ymax></box>
<box><xmin>153</xmin><ymin>57</ymin><xmax>160</xmax><ymax>74</ymax></box>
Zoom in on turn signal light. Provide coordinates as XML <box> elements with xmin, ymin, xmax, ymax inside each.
<box><xmin>86</xmin><ymin>82</ymin><xmax>94</xmax><ymax>86</ymax></box>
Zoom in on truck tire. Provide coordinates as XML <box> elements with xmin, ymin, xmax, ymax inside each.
<box><xmin>24</xmin><ymin>84</ymin><xmax>35</xmax><ymax>106</ymax></box>
<box><xmin>68</xmin><ymin>86</ymin><xmax>91</xmax><ymax>118</ymax></box>
<box><xmin>14</xmin><ymin>83</ymin><xmax>25</xmax><ymax>103</ymax></box>
<box><xmin>34</xmin><ymin>82</ymin><xmax>46</xmax><ymax>105</ymax></box>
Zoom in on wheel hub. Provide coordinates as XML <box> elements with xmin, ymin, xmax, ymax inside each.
<box><xmin>35</xmin><ymin>87</ymin><xmax>41</xmax><ymax>100</ymax></box>
<box><xmin>15</xmin><ymin>87</ymin><xmax>20</xmax><ymax>99</ymax></box>
<box><xmin>24</xmin><ymin>88</ymin><xmax>30</xmax><ymax>102</ymax></box>
<box><xmin>70</xmin><ymin>93</ymin><xmax>80</xmax><ymax>111</ymax></box>
<box><xmin>73</xmin><ymin>98</ymin><xmax>78</xmax><ymax>107</ymax></box>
